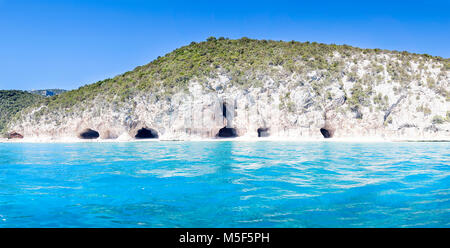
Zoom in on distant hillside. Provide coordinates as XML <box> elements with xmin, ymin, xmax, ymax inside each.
<box><xmin>6</xmin><ymin>38</ymin><xmax>450</xmax><ymax>140</ymax></box>
<box><xmin>29</xmin><ymin>89</ymin><xmax>67</xmax><ymax>97</ymax></box>
<box><xmin>0</xmin><ymin>90</ymin><xmax>44</xmax><ymax>135</ymax></box>
<box><xmin>14</xmin><ymin>37</ymin><xmax>450</xmax><ymax>115</ymax></box>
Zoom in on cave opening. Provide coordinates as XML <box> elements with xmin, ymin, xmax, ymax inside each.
<box><xmin>79</xmin><ymin>129</ymin><xmax>100</xmax><ymax>139</ymax></box>
<box><xmin>8</xmin><ymin>132</ymin><xmax>23</xmax><ymax>139</ymax></box>
<box><xmin>320</xmin><ymin>128</ymin><xmax>333</xmax><ymax>138</ymax></box>
<box><xmin>257</xmin><ymin>128</ymin><xmax>270</xmax><ymax>137</ymax></box>
<box><xmin>216</xmin><ymin>127</ymin><xmax>237</xmax><ymax>138</ymax></box>
<box><xmin>222</xmin><ymin>103</ymin><xmax>227</xmax><ymax>118</ymax></box>
<box><xmin>135</xmin><ymin>128</ymin><xmax>158</xmax><ymax>139</ymax></box>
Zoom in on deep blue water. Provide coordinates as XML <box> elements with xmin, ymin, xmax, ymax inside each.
<box><xmin>0</xmin><ymin>141</ymin><xmax>449</xmax><ymax>227</ymax></box>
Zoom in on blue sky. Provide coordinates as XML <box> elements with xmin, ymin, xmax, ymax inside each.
<box><xmin>0</xmin><ymin>0</ymin><xmax>449</xmax><ymax>90</ymax></box>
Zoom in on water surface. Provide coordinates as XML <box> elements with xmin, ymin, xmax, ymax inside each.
<box><xmin>0</xmin><ymin>141</ymin><xmax>448</xmax><ymax>227</ymax></box>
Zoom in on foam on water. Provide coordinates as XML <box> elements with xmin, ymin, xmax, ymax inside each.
<box><xmin>0</xmin><ymin>141</ymin><xmax>448</xmax><ymax>227</ymax></box>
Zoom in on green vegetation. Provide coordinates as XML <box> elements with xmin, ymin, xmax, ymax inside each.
<box><xmin>373</xmin><ymin>93</ymin><xmax>389</xmax><ymax>111</ymax></box>
<box><xmin>4</xmin><ymin>37</ymin><xmax>449</xmax><ymax>126</ymax></box>
<box><xmin>0</xmin><ymin>90</ymin><xmax>44</xmax><ymax>135</ymax></box>
<box><xmin>432</xmin><ymin>115</ymin><xmax>445</xmax><ymax>124</ymax></box>
<box><xmin>416</xmin><ymin>105</ymin><xmax>432</xmax><ymax>115</ymax></box>
<box><xmin>385</xmin><ymin>116</ymin><xmax>393</xmax><ymax>126</ymax></box>
<box><xmin>347</xmin><ymin>82</ymin><xmax>373</xmax><ymax>117</ymax></box>
<box><xmin>279</xmin><ymin>92</ymin><xmax>296</xmax><ymax>112</ymax></box>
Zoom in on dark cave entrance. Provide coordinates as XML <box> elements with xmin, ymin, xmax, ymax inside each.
<box><xmin>222</xmin><ymin>102</ymin><xmax>227</xmax><ymax>118</ymax></box>
<box><xmin>216</xmin><ymin>127</ymin><xmax>237</xmax><ymax>138</ymax></box>
<box><xmin>135</xmin><ymin>128</ymin><xmax>158</xmax><ymax>139</ymax></box>
<box><xmin>257</xmin><ymin>128</ymin><xmax>270</xmax><ymax>137</ymax></box>
<box><xmin>8</xmin><ymin>132</ymin><xmax>23</xmax><ymax>139</ymax></box>
<box><xmin>320</xmin><ymin>128</ymin><xmax>333</xmax><ymax>138</ymax></box>
<box><xmin>79</xmin><ymin>129</ymin><xmax>100</xmax><ymax>139</ymax></box>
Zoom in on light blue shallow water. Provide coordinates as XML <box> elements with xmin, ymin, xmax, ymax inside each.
<box><xmin>0</xmin><ymin>141</ymin><xmax>449</xmax><ymax>227</ymax></box>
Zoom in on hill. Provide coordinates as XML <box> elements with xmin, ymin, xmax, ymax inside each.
<box><xmin>0</xmin><ymin>90</ymin><xmax>44</xmax><ymax>135</ymax></box>
<box><xmin>5</xmin><ymin>38</ymin><xmax>450</xmax><ymax>140</ymax></box>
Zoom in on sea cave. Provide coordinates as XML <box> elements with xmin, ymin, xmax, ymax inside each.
<box><xmin>135</xmin><ymin>128</ymin><xmax>159</xmax><ymax>139</ymax></box>
<box><xmin>320</xmin><ymin>128</ymin><xmax>333</xmax><ymax>138</ymax></box>
<box><xmin>257</xmin><ymin>128</ymin><xmax>270</xmax><ymax>137</ymax></box>
<box><xmin>216</xmin><ymin>127</ymin><xmax>237</xmax><ymax>138</ymax></box>
<box><xmin>79</xmin><ymin>129</ymin><xmax>100</xmax><ymax>139</ymax></box>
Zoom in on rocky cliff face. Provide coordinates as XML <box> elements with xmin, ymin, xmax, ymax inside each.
<box><xmin>7</xmin><ymin>38</ymin><xmax>450</xmax><ymax>141</ymax></box>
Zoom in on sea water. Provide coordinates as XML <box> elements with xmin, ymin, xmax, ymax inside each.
<box><xmin>0</xmin><ymin>141</ymin><xmax>448</xmax><ymax>227</ymax></box>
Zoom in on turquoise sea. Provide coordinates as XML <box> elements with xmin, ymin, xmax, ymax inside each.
<box><xmin>0</xmin><ymin>141</ymin><xmax>449</xmax><ymax>227</ymax></box>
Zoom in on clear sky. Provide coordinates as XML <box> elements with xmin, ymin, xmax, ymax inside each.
<box><xmin>0</xmin><ymin>0</ymin><xmax>449</xmax><ymax>90</ymax></box>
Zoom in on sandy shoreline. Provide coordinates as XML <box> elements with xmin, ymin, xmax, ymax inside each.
<box><xmin>1</xmin><ymin>135</ymin><xmax>449</xmax><ymax>143</ymax></box>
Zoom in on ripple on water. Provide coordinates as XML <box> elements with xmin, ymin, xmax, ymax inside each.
<box><xmin>0</xmin><ymin>141</ymin><xmax>448</xmax><ymax>227</ymax></box>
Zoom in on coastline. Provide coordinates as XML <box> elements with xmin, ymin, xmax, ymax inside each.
<box><xmin>1</xmin><ymin>135</ymin><xmax>449</xmax><ymax>143</ymax></box>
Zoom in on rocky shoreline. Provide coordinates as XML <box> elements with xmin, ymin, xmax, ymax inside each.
<box><xmin>5</xmin><ymin>39</ymin><xmax>449</xmax><ymax>141</ymax></box>
<box><xmin>1</xmin><ymin>135</ymin><xmax>449</xmax><ymax>143</ymax></box>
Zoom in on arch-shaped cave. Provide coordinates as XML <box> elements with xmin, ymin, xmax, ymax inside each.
<box><xmin>79</xmin><ymin>129</ymin><xmax>100</xmax><ymax>139</ymax></box>
<box><xmin>257</xmin><ymin>128</ymin><xmax>270</xmax><ymax>137</ymax></box>
<box><xmin>135</xmin><ymin>128</ymin><xmax>158</xmax><ymax>139</ymax></box>
<box><xmin>8</xmin><ymin>132</ymin><xmax>23</xmax><ymax>139</ymax></box>
<box><xmin>216</xmin><ymin>127</ymin><xmax>237</xmax><ymax>138</ymax></box>
<box><xmin>320</xmin><ymin>128</ymin><xmax>333</xmax><ymax>138</ymax></box>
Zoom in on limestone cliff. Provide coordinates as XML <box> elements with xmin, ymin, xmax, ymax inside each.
<box><xmin>6</xmin><ymin>38</ymin><xmax>450</xmax><ymax>141</ymax></box>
